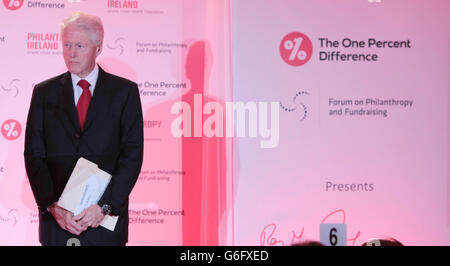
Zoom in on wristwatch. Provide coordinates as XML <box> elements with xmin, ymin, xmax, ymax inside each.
<box><xmin>100</xmin><ymin>204</ymin><xmax>112</xmax><ymax>215</ymax></box>
<box><xmin>46</xmin><ymin>202</ymin><xmax>57</xmax><ymax>213</ymax></box>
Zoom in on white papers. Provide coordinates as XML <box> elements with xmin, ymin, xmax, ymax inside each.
<box><xmin>74</xmin><ymin>173</ymin><xmax>109</xmax><ymax>216</ymax></box>
<box><xmin>57</xmin><ymin>157</ymin><xmax>118</xmax><ymax>231</ymax></box>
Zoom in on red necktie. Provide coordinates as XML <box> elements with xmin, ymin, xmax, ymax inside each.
<box><xmin>76</xmin><ymin>79</ymin><xmax>91</xmax><ymax>132</ymax></box>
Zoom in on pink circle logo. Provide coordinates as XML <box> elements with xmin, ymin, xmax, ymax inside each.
<box><xmin>1</xmin><ymin>119</ymin><xmax>22</xmax><ymax>140</ymax></box>
<box><xmin>280</xmin><ymin>32</ymin><xmax>313</xmax><ymax>67</ymax></box>
<box><xmin>2</xmin><ymin>0</ymin><xmax>23</xmax><ymax>10</ymax></box>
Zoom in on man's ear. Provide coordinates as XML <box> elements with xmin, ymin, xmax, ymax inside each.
<box><xmin>96</xmin><ymin>42</ymin><xmax>103</xmax><ymax>56</ymax></box>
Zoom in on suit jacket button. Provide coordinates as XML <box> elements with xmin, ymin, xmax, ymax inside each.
<box><xmin>75</xmin><ymin>133</ymin><xmax>80</xmax><ymax>138</ymax></box>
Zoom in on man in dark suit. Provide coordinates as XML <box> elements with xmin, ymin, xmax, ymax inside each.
<box><xmin>24</xmin><ymin>11</ymin><xmax>143</xmax><ymax>246</ymax></box>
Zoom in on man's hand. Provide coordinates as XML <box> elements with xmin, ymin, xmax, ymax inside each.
<box><xmin>73</xmin><ymin>204</ymin><xmax>105</xmax><ymax>229</ymax></box>
<box><xmin>49</xmin><ymin>204</ymin><xmax>85</xmax><ymax>235</ymax></box>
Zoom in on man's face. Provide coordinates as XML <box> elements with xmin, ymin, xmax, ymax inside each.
<box><xmin>62</xmin><ymin>26</ymin><xmax>101</xmax><ymax>78</ymax></box>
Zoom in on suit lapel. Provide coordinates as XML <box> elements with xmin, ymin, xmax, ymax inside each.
<box><xmin>83</xmin><ymin>66</ymin><xmax>110</xmax><ymax>133</ymax></box>
<box><xmin>59</xmin><ymin>71</ymin><xmax>81</xmax><ymax>133</ymax></box>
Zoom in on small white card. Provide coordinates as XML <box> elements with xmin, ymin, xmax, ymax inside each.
<box><xmin>320</xmin><ymin>223</ymin><xmax>347</xmax><ymax>246</ymax></box>
<box><xmin>100</xmin><ymin>215</ymin><xmax>119</xmax><ymax>231</ymax></box>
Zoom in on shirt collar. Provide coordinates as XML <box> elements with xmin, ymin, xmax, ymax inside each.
<box><xmin>71</xmin><ymin>64</ymin><xmax>99</xmax><ymax>89</ymax></box>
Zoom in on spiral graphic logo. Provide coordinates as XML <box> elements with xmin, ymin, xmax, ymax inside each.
<box><xmin>107</xmin><ymin>37</ymin><xmax>125</xmax><ymax>56</ymax></box>
<box><xmin>1</xmin><ymin>79</ymin><xmax>20</xmax><ymax>97</ymax></box>
<box><xmin>2</xmin><ymin>0</ymin><xmax>24</xmax><ymax>10</ymax></box>
<box><xmin>280</xmin><ymin>91</ymin><xmax>310</xmax><ymax>121</ymax></box>
<box><xmin>280</xmin><ymin>32</ymin><xmax>313</xmax><ymax>67</ymax></box>
<box><xmin>0</xmin><ymin>209</ymin><xmax>18</xmax><ymax>227</ymax></box>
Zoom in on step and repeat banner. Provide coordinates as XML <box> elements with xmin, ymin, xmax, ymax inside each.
<box><xmin>0</xmin><ymin>0</ymin><xmax>449</xmax><ymax>245</ymax></box>
<box><xmin>232</xmin><ymin>0</ymin><xmax>450</xmax><ymax>246</ymax></box>
<box><xmin>0</xmin><ymin>0</ymin><xmax>234</xmax><ymax>245</ymax></box>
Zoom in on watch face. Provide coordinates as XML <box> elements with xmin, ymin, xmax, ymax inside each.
<box><xmin>102</xmin><ymin>205</ymin><xmax>111</xmax><ymax>215</ymax></box>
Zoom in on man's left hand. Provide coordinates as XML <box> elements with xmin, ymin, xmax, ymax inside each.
<box><xmin>73</xmin><ymin>204</ymin><xmax>105</xmax><ymax>229</ymax></box>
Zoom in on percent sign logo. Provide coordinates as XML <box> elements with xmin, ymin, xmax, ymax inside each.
<box><xmin>1</xmin><ymin>119</ymin><xmax>22</xmax><ymax>140</ymax></box>
<box><xmin>2</xmin><ymin>0</ymin><xmax>24</xmax><ymax>10</ymax></box>
<box><xmin>280</xmin><ymin>32</ymin><xmax>313</xmax><ymax>67</ymax></box>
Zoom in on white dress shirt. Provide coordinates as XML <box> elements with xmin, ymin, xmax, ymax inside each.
<box><xmin>71</xmin><ymin>64</ymin><xmax>99</xmax><ymax>106</ymax></box>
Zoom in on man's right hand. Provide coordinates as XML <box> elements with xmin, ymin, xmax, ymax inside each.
<box><xmin>48</xmin><ymin>204</ymin><xmax>86</xmax><ymax>235</ymax></box>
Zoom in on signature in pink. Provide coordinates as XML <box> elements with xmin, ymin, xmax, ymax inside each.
<box><xmin>260</xmin><ymin>223</ymin><xmax>305</xmax><ymax>246</ymax></box>
<box><xmin>260</xmin><ymin>209</ymin><xmax>361</xmax><ymax>246</ymax></box>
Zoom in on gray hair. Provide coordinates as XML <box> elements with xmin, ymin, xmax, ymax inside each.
<box><xmin>61</xmin><ymin>11</ymin><xmax>104</xmax><ymax>45</ymax></box>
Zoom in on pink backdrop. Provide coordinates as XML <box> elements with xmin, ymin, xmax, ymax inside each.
<box><xmin>0</xmin><ymin>0</ymin><xmax>449</xmax><ymax>245</ymax></box>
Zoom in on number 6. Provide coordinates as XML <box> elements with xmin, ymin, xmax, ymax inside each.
<box><xmin>329</xmin><ymin>228</ymin><xmax>338</xmax><ymax>246</ymax></box>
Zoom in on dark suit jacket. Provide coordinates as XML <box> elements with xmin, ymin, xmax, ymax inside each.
<box><xmin>24</xmin><ymin>66</ymin><xmax>143</xmax><ymax>246</ymax></box>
